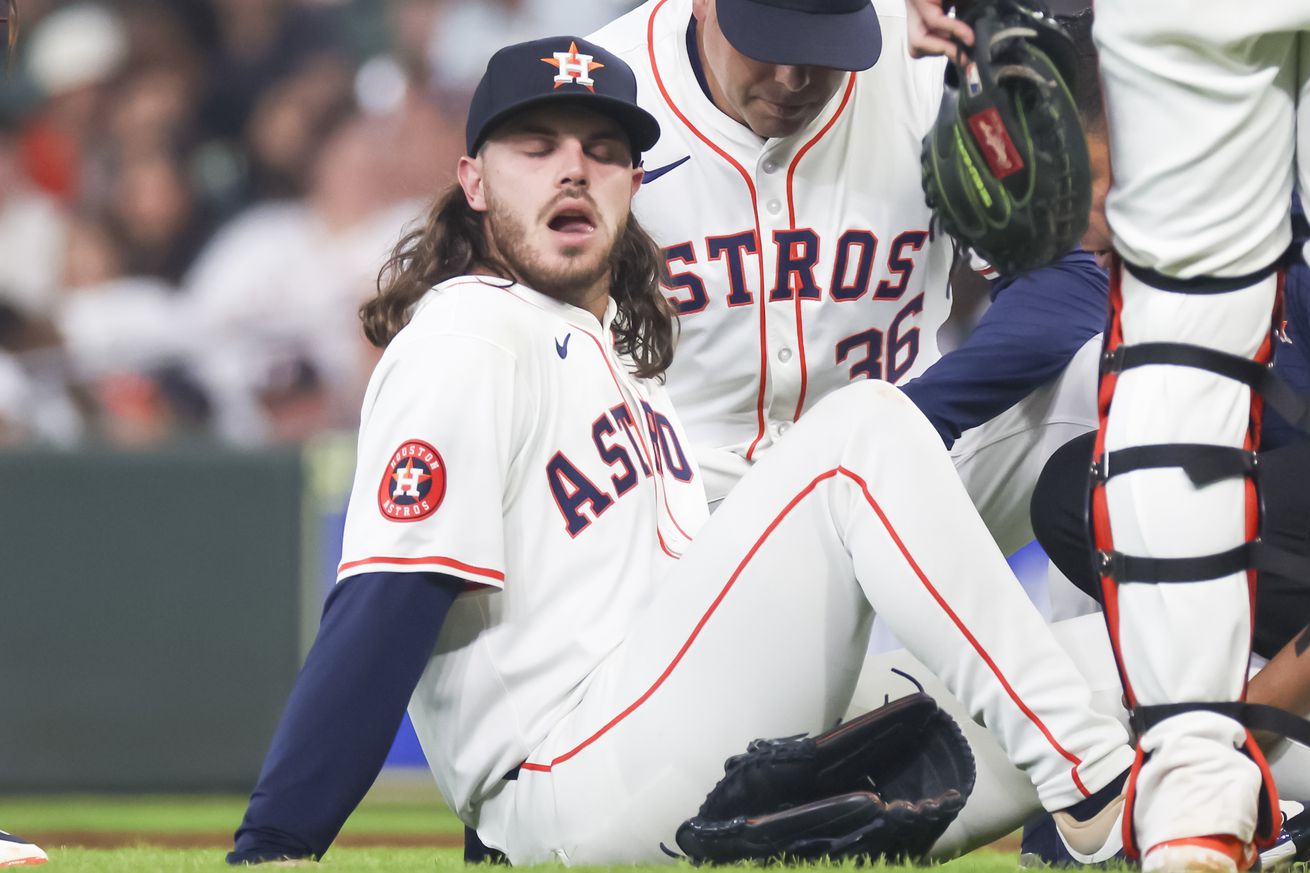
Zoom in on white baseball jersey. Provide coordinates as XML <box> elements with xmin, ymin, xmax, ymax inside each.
<box><xmin>336</xmin><ymin>277</ymin><xmax>708</xmax><ymax>821</ymax></box>
<box><xmin>589</xmin><ymin>0</ymin><xmax>953</xmax><ymax>502</ymax></box>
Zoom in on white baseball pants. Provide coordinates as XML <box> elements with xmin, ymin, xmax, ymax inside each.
<box><xmin>475</xmin><ymin>381</ymin><xmax>1132</xmax><ymax>864</ymax></box>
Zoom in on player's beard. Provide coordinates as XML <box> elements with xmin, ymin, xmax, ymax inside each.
<box><xmin>484</xmin><ymin>185</ymin><xmax>622</xmax><ymax>308</ymax></box>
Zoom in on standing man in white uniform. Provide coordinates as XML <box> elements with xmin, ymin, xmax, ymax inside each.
<box><xmin>227</xmin><ymin>35</ymin><xmax>1135</xmax><ymax>866</ymax></box>
<box><xmin>907</xmin><ymin>1</ymin><xmax>1310</xmax><ymax>869</ymax></box>
<box><xmin>1087</xmin><ymin>6</ymin><xmax>1310</xmax><ymax>871</ymax></box>
<box><xmin>588</xmin><ymin>0</ymin><xmax>1105</xmax><ymax>559</ymax></box>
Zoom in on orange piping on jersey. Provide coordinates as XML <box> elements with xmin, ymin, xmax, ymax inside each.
<box><xmin>647</xmin><ymin>0</ymin><xmax>771</xmax><ymax>461</ymax></box>
<box><xmin>337</xmin><ymin>555</ymin><xmax>505</xmax><ymax>582</ymax></box>
<box><xmin>520</xmin><ymin>465</ymin><xmax>1089</xmax><ymax>795</ymax></box>
<box><xmin>834</xmin><ymin>466</ymin><xmax>1089</xmax><ymax>797</ymax></box>
<box><xmin>576</xmin><ymin>325</ymin><xmax>692</xmax><ymax>553</ymax></box>
<box><xmin>656</xmin><ymin>531</ymin><xmax>681</xmax><ymax>559</ymax></box>
<box><xmin>786</xmin><ymin>72</ymin><xmax>857</xmax><ymax>422</ymax></box>
<box><xmin>482</xmin><ymin>280</ymin><xmax>696</xmax><ymax>550</ymax></box>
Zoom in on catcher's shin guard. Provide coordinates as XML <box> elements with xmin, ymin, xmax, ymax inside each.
<box><xmin>1089</xmin><ymin>258</ymin><xmax>1310</xmax><ymax>857</ymax></box>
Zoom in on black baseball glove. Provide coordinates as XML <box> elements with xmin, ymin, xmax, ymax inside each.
<box><xmin>674</xmin><ymin>692</ymin><xmax>976</xmax><ymax>864</ymax></box>
<box><xmin>920</xmin><ymin>0</ymin><xmax>1090</xmax><ymax>276</ymax></box>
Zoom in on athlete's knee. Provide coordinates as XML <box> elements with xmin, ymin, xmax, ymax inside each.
<box><xmin>804</xmin><ymin>380</ymin><xmax>945</xmax><ymax>457</ymax></box>
<box><xmin>812</xmin><ymin>379</ymin><xmax>922</xmax><ymax>427</ymax></box>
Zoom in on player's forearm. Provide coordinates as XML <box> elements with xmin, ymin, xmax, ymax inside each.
<box><xmin>228</xmin><ymin>571</ymin><xmax>460</xmax><ymax>864</ymax></box>
<box><xmin>1247</xmin><ymin>625</ymin><xmax>1310</xmax><ymax>753</ymax></box>
<box><xmin>902</xmin><ymin>253</ymin><xmax>1107</xmax><ymax>446</ymax></box>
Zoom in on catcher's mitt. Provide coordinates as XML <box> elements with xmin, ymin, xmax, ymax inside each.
<box><xmin>674</xmin><ymin>692</ymin><xmax>976</xmax><ymax>864</ymax></box>
<box><xmin>920</xmin><ymin>0</ymin><xmax>1090</xmax><ymax>276</ymax></box>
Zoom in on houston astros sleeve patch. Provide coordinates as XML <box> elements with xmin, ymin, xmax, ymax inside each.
<box><xmin>378</xmin><ymin>439</ymin><xmax>448</xmax><ymax>522</ymax></box>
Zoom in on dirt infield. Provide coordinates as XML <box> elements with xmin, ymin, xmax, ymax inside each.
<box><xmin>23</xmin><ymin>831</ymin><xmax>464</xmax><ymax>850</ymax></box>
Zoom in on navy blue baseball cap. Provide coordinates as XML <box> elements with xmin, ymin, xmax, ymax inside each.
<box><xmin>465</xmin><ymin>36</ymin><xmax>661</xmax><ymax>161</ymax></box>
<box><xmin>716</xmin><ymin>0</ymin><xmax>881</xmax><ymax>71</ymax></box>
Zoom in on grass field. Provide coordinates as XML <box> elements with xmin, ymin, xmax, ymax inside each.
<box><xmin>0</xmin><ymin>775</ymin><xmax>1029</xmax><ymax>871</ymax></box>
<box><xmin>0</xmin><ymin>848</ymin><xmax>1039</xmax><ymax>872</ymax></box>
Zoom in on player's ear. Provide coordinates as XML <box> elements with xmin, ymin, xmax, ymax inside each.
<box><xmin>631</xmin><ymin>165</ymin><xmax>643</xmax><ymax>197</ymax></box>
<box><xmin>457</xmin><ymin>155</ymin><xmax>488</xmax><ymax>213</ymax></box>
<box><xmin>691</xmin><ymin>0</ymin><xmax>709</xmax><ymax>23</ymax></box>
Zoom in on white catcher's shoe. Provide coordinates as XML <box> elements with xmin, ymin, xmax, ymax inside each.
<box><xmin>0</xmin><ymin>831</ymin><xmax>47</xmax><ymax>867</ymax></box>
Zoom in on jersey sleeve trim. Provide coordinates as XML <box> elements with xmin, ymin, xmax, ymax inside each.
<box><xmin>337</xmin><ymin>555</ymin><xmax>505</xmax><ymax>588</ymax></box>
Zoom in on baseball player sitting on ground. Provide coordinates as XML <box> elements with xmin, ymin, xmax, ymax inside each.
<box><xmin>587</xmin><ymin>0</ymin><xmax>1108</xmax><ymax>559</ymax></box>
<box><xmin>226</xmin><ymin>36</ymin><xmax>1138</xmax><ymax>866</ymax></box>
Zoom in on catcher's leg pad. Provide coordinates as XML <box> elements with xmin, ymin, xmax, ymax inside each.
<box><xmin>675</xmin><ymin>692</ymin><xmax>976</xmax><ymax>863</ymax></box>
<box><xmin>1090</xmin><ymin>260</ymin><xmax>1310</xmax><ymax>856</ymax></box>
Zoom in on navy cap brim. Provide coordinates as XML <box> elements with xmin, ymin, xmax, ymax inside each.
<box><xmin>470</xmin><ymin>91</ymin><xmax>661</xmax><ymax>159</ymax></box>
<box><xmin>716</xmin><ymin>0</ymin><xmax>881</xmax><ymax>71</ymax></box>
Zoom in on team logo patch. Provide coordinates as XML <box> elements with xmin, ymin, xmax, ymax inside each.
<box><xmin>378</xmin><ymin>440</ymin><xmax>447</xmax><ymax>522</ymax></box>
<box><xmin>541</xmin><ymin>41</ymin><xmax>604</xmax><ymax>91</ymax></box>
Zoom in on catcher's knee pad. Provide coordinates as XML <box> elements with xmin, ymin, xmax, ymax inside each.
<box><xmin>1090</xmin><ymin>258</ymin><xmax>1310</xmax><ymax>856</ymax></box>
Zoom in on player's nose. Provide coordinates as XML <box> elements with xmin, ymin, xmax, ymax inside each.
<box><xmin>556</xmin><ymin>137</ymin><xmax>590</xmax><ymax>188</ymax></box>
<box><xmin>773</xmin><ymin>64</ymin><xmax>810</xmax><ymax>91</ymax></box>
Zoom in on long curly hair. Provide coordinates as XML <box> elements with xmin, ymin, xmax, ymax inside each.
<box><xmin>362</xmin><ymin>184</ymin><xmax>677</xmax><ymax>380</ymax></box>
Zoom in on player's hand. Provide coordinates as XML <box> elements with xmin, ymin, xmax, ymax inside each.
<box><xmin>905</xmin><ymin>0</ymin><xmax>974</xmax><ymax>63</ymax></box>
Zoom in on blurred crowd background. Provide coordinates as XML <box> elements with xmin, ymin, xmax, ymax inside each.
<box><xmin>0</xmin><ymin>0</ymin><xmax>998</xmax><ymax>450</ymax></box>
<box><xmin>0</xmin><ymin>0</ymin><xmax>646</xmax><ymax>447</ymax></box>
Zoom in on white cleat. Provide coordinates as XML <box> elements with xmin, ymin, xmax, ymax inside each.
<box><xmin>1142</xmin><ymin>836</ymin><xmax>1256</xmax><ymax>873</ymax></box>
<box><xmin>1258</xmin><ymin>800</ymin><xmax>1309</xmax><ymax>870</ymax></box>
<box><xmin>0</xmin><ymin>831</ymin><xmax>46</xmax><ymax>867</ymax></box>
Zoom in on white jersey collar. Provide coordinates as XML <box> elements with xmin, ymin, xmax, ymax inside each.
<box><xmin>422</xmin><ymin>275</ymin><xmax>617</xmax><ymax>333</ymax></box>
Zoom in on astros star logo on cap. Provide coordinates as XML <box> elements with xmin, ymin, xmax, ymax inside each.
<box><xmin>541</xmin><ymin>41</ymin><xmax>604</xmax><ymax>91</ymax></box>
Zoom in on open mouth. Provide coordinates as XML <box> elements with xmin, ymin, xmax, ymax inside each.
<box><xmin>547</xmin><ymin>203</ymin><xmax>597</xmax><ymax>237</ymax></box>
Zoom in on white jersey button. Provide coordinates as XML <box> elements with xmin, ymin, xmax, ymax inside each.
<box><xmin>777</xmin><ymin>347</ymin><xmax>793</xmax><ymax>362</ymax></box>
<box><xmin>766</xmin><ymin>199</ymin><xmax>782</xmax><ymax>215</ymax></box>
<box><xmin>763</xmin><ymin>160</ymin><xmax>778</xmax><ymax>174</ymax></box>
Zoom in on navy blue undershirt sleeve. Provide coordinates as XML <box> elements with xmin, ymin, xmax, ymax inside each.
<box><xmin>227</xmin><ymin>571</ymin><xmax>461</xmax><ymax>864</ymax></box>
<box><xmin>901</xmin><ymin>250</ymin><xmax>1109</xmax><ymax>448</ymax></box>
